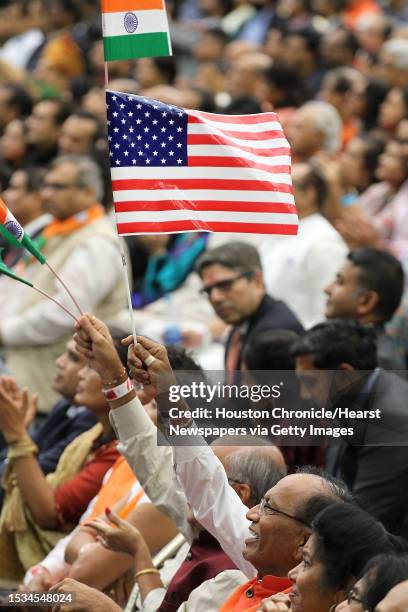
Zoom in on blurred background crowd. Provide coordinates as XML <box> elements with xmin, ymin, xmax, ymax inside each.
<box><xmin>0</xmin><ymin>0</ymin><xmax>407</xmax><ymax>610</ymax></box>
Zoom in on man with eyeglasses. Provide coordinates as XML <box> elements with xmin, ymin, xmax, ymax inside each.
<box><xmin>124</xmin><ymin>335</ymin><xmax>352</xmax><ymax>611</ymax></box>
<box><xmin>0</xmin><ymin>155</ymin><xmax>127</xmax><ymax>411</ymax></box>
<box><xmin>195</xmin><ymin>242</ymin><xmax>304</xmax><ymax>384</ymax></box>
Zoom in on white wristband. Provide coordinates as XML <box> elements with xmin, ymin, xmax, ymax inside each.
<box><xmin>102</xmin><ymin>378</ymin><xmax>133</xmax><ymax>401</ymax></box>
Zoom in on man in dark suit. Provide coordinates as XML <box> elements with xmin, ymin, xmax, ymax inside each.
<box><xmin>324</xmin><ymin>248</ymin><xmax>405</xmax><ymax>370</ymax></box>
<box><xmin>196</xmin><ymin>242</ymin><xmax>304</xmax><ymax>382</ymax></box>
<box><xmin>293</xmin><ymin>320</ymin><xmax>408</xmax><ymax>536</ymax></box>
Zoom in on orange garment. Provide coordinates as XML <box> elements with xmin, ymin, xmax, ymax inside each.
<box><xmin>342</xmin><ymin>120</ymin><xmax>359</xmax><ymax>149</ymax></box>
<box><xmin>81</xmin><ymin>456</ymin><xmax>137</xmax><ymax>523</ymax></box>
<box><xmin>40</xmin><ymin>32</ymin><xmax>85</xmax><ymax>78</ymax></box>
<box><xmin>43</xmin><ymin>205</ymin><xmax>105</xmax><ymax>240</ymax></box>
<box><xmin>343</xmin><ymin>0</ymin><xmax>382</xmax><ymax>29</ymax></box>
<box><xmin>219</xmin><ymin>575</ymin><xmax>291</xmax><ymax>611</ymax></box>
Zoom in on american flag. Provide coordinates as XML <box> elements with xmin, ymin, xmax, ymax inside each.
<box><xmin>106</xmin><ymin>90</ymin><xmax>298</xmax><ymax>235</ymax></box>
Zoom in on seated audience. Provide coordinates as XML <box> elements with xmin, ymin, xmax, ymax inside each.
<box><xmin>73</xmin><ymin>315</ymin><xmax>287</xmax><ymax>610</ymax></box>
<box><xmin>335</xmin><ymin>554</ymin><xmax>408</xmax><ymax>611</ymax></box>
<box><xmin>195</xmin><ymin>242</ymin><xmax>304</xmax><ymax>383</ymax></box>
<box><xmin>0</xmin><ymin>328</ymin><xmax>132</xmax><ymax>579</ymax></box>
<box><xmin>260</xmin><ymin>163</ymin><xmax>347</xmax><ymax>328</ymax></box>
<box><xmin>258</xmin><ymin>503</ymin><xmax>406</xmax><ymax>611</ymax></box>
<box><xmin>324</xmin><ymin>248</ymin><xmax>405</xmax><ymax>369</ymax></box>
<box><xmin>0</xmin><ymin>337</ymin><xmax>96</xmax><ymax>507</ymax></box>
<box><xmin>88</xmin><ymin>325</ymin><xmax>354</xmax><ymax>610</ymax></box>
<box><xmin>292</xmin><ymin>320</ymin><xmax>408</xmax><ymax>534</ymax></box>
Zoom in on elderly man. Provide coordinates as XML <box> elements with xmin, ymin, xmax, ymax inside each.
<box><xmin>379</xmin><ymin>38</ymin><xmax>408</xmax><ymax>87</ymax></box>
<box><xmin>195</xmin><ymin>242</ymin><xmax>303</xmax><ymax>382</ymax></box>
<box><xmin>100</xmin><ymin>332</ymin><xmax>352</xmax><ymax>611</ymax></box>
<box><xmin>287</xmin><ymin>100</ymin><xmax>343</xmax><ymax>162</ymax></box>
<box><xmin>0</xmin><ymin>155</ymin><xmax>126</xmax><ymax>410</ymax></box>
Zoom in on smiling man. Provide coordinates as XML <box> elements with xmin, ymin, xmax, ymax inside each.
<box><xmin>195</xmin><ymin>242</ymin><xmax>304</xmax><ymax>383</ymax></box>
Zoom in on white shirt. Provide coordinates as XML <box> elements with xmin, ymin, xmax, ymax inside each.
<box><xmin>110</xmin><ymin>398</ymin><xmax>193</xmax><ymax>541</ymax></box>
<box><xmin>259</xmin><ymin>214</ymin><xmax>347</xmax><ymax>328</ymax></box>
<box><xmin>174</xmin><ymin>443</ymin><xmax>256</xmax><ymax>578</ymax></box>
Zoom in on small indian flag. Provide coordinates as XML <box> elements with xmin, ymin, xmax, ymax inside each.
<box><xmin>101</xmin><ymin>0</ymin><xmax>172</xmax><ymax>61</ymax></box>
<box><xmin>0</xmin><ymin>198</ymin><xmax>24</xmax><ymax>242</ymax></box>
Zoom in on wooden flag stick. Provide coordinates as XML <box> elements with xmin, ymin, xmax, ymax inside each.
<box><xmin>104</xmin><ymin>60</ymin><xmax>137</xmax><ymax>346</ymax></box>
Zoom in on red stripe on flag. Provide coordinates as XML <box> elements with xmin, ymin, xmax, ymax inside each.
<box><xmin>111</xmin><ymin>178</ymin><xmax>294</xmax><ymax>193</ymax></box>
<box><xmin>117</xmin><ymin>220</ymin><xmax>299</xmax><ymax>234</ymax></box>
<box><xmin>187</xmin><ymin>157</ymin><xmax>291</xmax><ymax>173</ymax></box>
<box><xmin>187</xmin><ymin>134</ymin><xmax>287</xmax><ymax>155</ymax></box>
<box><xmin>114</xmin><ymin>200</ymin><xmax>298</xmax><ymax>213</ymax></box>
<box><xmin>188</xmin><ymin>112</ymin><xmax>279</xmax><ymax>124</ymax></box>
<box><xmin>188</xmin><ymin>127</ymin><xmax>286</xmax><ymax>141</ymax></box>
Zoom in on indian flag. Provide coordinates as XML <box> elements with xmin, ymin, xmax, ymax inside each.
<box><xmin>0</xmin><ymin>198</ymin><xmax>24</xmax><ymax>242</ymax></box>
<box><xmin>101</xmin><ymin>0</ymin><xmax>172</xmax><ymax>61</ymax></box>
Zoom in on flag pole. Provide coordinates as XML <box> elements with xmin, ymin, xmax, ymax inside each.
<box><xmin>104</xmin><ymin>61</ymin><xmax>137</xmax><ymax>346</ymax></box>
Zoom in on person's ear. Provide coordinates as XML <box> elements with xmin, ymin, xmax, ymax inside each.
<box><xmin>232</xmin><ymin>483</ymin><xmax>252</xmax><ymax>505</ymax></box>
<box><xmin>294</xmin><ymin>531</ymin><xmax>309</xmax><ymax>563</ymax></box>
<box><xmin>356</xmin><ymin>290</ymin><xmax>379</xmax><ymax>317</ymax></box>
<box><xmin>253</xmin><ymin>269</ymin><xmax>264</xmax><ymax>289</ymax></box>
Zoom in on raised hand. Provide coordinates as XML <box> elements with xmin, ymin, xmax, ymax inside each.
<box><xmin>74</xmin><ymin>314</ymin><xmax>124</xmax><ymax>384</ymax></box>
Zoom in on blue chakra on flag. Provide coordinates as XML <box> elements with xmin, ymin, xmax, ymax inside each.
<box><xmin>124</xmin><ymin>12</ymin><xmax>138</xmax><ymax>33</ymax></box>
<box><xmin>4</xmin><ymin>219</ymin><xmax>23</xmax><ymax>240</ymax></box>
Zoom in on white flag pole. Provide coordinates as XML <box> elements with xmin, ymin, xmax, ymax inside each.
<box><xmin>104</xmin><ymin>61</ymin><xmax>137</xmax><ymax>346</ymax></box>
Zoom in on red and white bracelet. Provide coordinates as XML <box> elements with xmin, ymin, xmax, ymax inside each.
<box><xmin>102</xmin><ymin>378</ymin><xmax>134</xmax><ymax>401</ymax></box>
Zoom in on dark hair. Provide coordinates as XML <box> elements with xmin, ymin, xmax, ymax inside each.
<box><xmin>166</xmin><ymin>345</ymin><xmax>203</xmax><ymax>371</ymax></box>
<box><xmin>286</xmin><ymin>25</ymin><xmax>321</xmax><ymax>57</ymax></box>
<box><xmin>222</xmin><ymin>95</ymin><xmax>263</xmax><ymax>115</ymax></box>
<box><xmin>2</xmin><ymin>84</ymin><xmax>33</xmax><ymax>117</ymax></box>
<box><xmin>243</xmin><ymin>329</ymin><xmax>299</xmax><ymax>371</ymax></box>
<box><xmin>337</xmin><ymin>25</ymin><xmax>359</xmax><ymax>55</ymax></box>
<box><xmin>300</xmin><ymin>163</ymin><xmax>329</xmax><ymax>209</ymax></box>
<box><xmin>196</xmin><ymin>242</ymin><xmax>262</xmax><ymax>276</ymax></box>
<box><xmin>205</xmin><ymin>27</ymin><xmax>229</xmax><ymax>45</ymax></box>
<box><xmin>312</xmin><ymin>503</ymin><xmax>402</xmax><ymax>591</ymax></box>
<box><xmin>400</xmin><ymin>86</ymin><xmax>408</xmax><ymax>118</ymax></box>
<box><xmin>151</xmin><ymin>57</ymin><xmax>177</xmax><ymax>85</ymax></box>
<box><xmin>20</xmin><ymin>166</ymin><xmax>46</xmax><ymax>193</ymax></box>
<box><xmin>263</xmin><ymin>62</ymin><xmax>307</xmax><ymax>108</ymax></box>
<box><xmin>360</xmin><ymin>136</ymin><xmax>386</xmax><ymax>185</ymax></box>
<box><xmin>347</xmin><ymin>248</ymin><xmax>404</xmax><ymax>322</ymax></box>
<box><xmin>291</xmin><ymin>320</ymin><xmax>378</xmax><ymax>370</ymax></box>
<box><xmin>361</xmin><ymin>79</ymin><xmax>390</xmax><ymax>132</ymax></box>
<box><xmin>359</xmin><ymin>554</ymin><xmax>408</xmax><ymax>610</ymax></box>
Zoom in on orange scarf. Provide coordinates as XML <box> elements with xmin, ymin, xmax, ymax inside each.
<box><xmin>42</xmin><ymin>205</ymin><xmax>105</xmax><ymax>240</ymax></box>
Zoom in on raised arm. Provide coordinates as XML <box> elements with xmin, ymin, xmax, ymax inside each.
<box><xmin>74</xmin><ymin>314</ymin><xmax>192</xmax><ymax>538</ymax></box>
<box><xmin>129</xmin><ymin>337</ymin><xmax>256</xmax><ymax>578</ymax></box>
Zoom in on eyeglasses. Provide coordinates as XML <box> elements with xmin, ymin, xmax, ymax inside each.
<box><xmin>199</xmin><ymin>272</ymin><xmax>252</xmax><ymax>297</ymax></box>
<box><xmin>43</xmin><ymin>182</ymin><xmax>78</xmax><ymax>191</ymax></box>
<box><xmin>347</xmin><ymin>587</ymin><xmax>364</xmax><ymax>605</ymax></box>
<box><xmin>258</xmin><ymin>498</ymin><xmax>311</xmax><ymax>528</ymax></box>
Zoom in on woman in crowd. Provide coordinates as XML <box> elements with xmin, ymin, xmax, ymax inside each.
<box><xmin>0</xmin><ymin>331</ymin><xmax>130</xmax><ymax>579</ymax></box>
<box><xmin>257</xmin><ymin>502</ymin><xmax>406</xmax><ymax>611</ymax></box>
<box><xmin>335</xmin><ymin>554</ymin><xmax>408</xmax><ymax>611</ymax></box>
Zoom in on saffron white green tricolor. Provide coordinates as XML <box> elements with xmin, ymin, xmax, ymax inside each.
<box><xmin>101</xmin><ymin>0</ymin><xmax>172</xmax><ymax>61</ymax></box>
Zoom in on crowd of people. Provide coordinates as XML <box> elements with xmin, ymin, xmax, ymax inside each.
<box><xmin>0</xmin><ymin>0</ymin><xmax>407</xmax><ymax>610</ymax></box>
